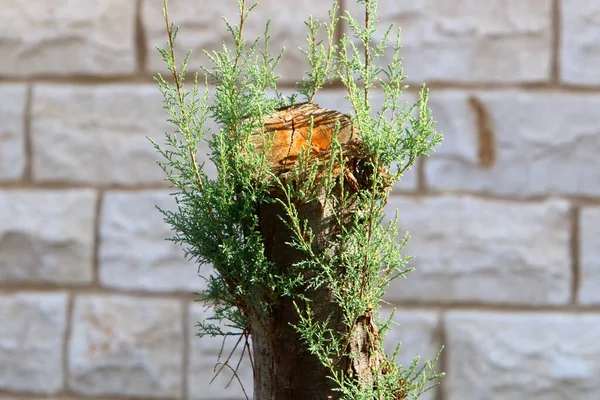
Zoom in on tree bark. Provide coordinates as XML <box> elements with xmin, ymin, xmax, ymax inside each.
<box><xmin>250</xmin><ymin>102</ymin><xmax>385</xmax><ymax>399</ymax></box>
<box><xmin>253</xmin><ymin>193</ymin><xmax>344</xmax><ymax>399</ymax></box>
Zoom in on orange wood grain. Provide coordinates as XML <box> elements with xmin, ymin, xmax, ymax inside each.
<box><xmin>253</xmin><ymin>102</ymin><xmax>356</xmax><ymax>174</ymax></box>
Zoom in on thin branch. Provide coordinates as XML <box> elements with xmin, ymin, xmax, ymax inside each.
<box><xmin>163</xmin><ymin>1</ymin><xmax>207</xmax><ymax>198</ymax></box>
<box><xmin>244</xmin><ymin>331</ymin><xmax>254</xmax><ymax>372</ymax></box>
<box><xmin>162</xmin><ymin>1</ymin><xmax>250</xmax><ymax>302</ymax></box>
<box><xmin>364</xmin><ymin>0</ymin><xmax>371</xmax><ymax>108</ymax></box>
<box><xmin>211</xmin><ymin>333</ymin><xmax>244</xmax><ymax>385</ymax></box>
<box><xmin>234</xmin><ymin>0</ymin><xmax>248</xmax><ymax>69</ymax></box>
<box><xmin>227</xmin><ymin>335</ymin><xmax>248</xmax><ymax>389</ymax></box>
<box><xmin>359</xmin><ymin>159</ymin><xmax>380</xmax><ymax>300</ymax></box>
<box><xmin>212</xmin><ymin>362</ymin><xmax>250</xmax><ymax>400</ymax></box>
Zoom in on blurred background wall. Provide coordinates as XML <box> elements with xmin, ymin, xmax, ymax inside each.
<box><xmin>1</xmin><ymin>0</ymin><xmax>600</xmax><ymax>399</ymax></box>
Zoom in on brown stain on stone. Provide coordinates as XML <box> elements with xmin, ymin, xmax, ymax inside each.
<box><xmin>551</xmin><ymin>0</ymin><xmax>561</xmax><ymax>82</ymax></box>
<box><xmin>570</xmin><ymin>206</ymin><xmax>581</xmax><ymax>304</ymax></box>
<box><xmin>468</xmin><ymin>96</ymin><xmax>496</xmax><ymax>168</ymax></box>
<box><xmin>135</xmin><ymin>0</ymin><xmax>148</xmax><ymax>73</ymax></box>
<box><xmin>23</xmin><ymin>84</ymin><xmax>33</xmax><ymax>181</ymax></box>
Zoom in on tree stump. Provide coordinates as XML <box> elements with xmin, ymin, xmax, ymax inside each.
<box><xmin>250</xmin><ymin>102</ymin><xmax>385</xmax><ymax>399</ymax></box>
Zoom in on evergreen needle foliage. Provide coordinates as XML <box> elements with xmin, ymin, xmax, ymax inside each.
<box><xmin>152</xmin><ymin>0</ymin><xmax>444</xmax><ymax>398</ymax></box>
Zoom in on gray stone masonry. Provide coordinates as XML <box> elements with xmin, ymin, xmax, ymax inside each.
<box><xmin>1</xmin><ymin>1</ymin><xmax>599</xmax><ymax>399</ymax></box>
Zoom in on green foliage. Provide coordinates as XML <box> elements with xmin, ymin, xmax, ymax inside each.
<box><xmin>152</xmin><ymin>0</ymin><xmax>443</xmax><ymax>398</ymax></box>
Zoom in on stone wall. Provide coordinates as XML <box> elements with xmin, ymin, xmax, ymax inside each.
<box><xmin>1</xmin><ymin>1</ymin><xmax>600</xmax><ymax>399</ymax></box>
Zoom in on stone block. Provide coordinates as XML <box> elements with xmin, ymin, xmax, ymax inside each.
<box><xmin>445</xmin><ymin>311</ymin><xmax>600</xmax><ymax>400</ymax></box>
<box><xmin>0</xmin><ymin>292</ymin><xmax>68</xmax><ymax>394</ymax></box>
<box><xmin>0</xmin><ymin>190</ymin><xmax>96</xmax><ymax>284</ymax></box>
<box><xmin>385</xmin><ymin>195</ymin><xmax>571</xmax><ymax>305</ymax></box>
<box><xmin>0</xmin><ymin>0</ymin><xmax>136</xmax><ymax>76</ymax></box>
<box><xmin>579</xmin><ymin>207</ymin><xmax>600</xmax><ymax>305</ymax></box>
<box><xmin>426</xmin><ymin>92</ymin><xmax>600</xmax><ymax>197</ymax></box>
<box><xmin>0</xmin><ymin>84</ymin><xmax>27</xmax><ymax>180</ymax></box>
<box><xmin>561</xmin><ymin>0</ymin><xmax>600</xmax><ymax>84</ymax></box>
<box><xmin>143</xmin><ymin>0</ymin><xmax>333</xmax><ymax>82</ymax></box>
<box><xmin>31</xmin><ymin>84</ymin><xmax>216</xmax><ymax>185</ymax></box>
<box><xmin>68</xmin><ymin>295</ymin><xmax>184</xmax><ymax>398</ymax></box>
<box><xmin>346</xmin><ymin>0</ymin><xmax>552</xmax><ymax>83</ymax></box>
<box><xmin>99</xmin><ymin>191</ymin><xmax>209</xmax><ymax>292</ymax></box>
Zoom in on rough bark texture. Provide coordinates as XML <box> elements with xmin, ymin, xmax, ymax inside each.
<box><xmin>250</xmin><ymin>102</ymin><xmax>386</xmax><ymax>399</ymax></box>
<box><xmin>253</xmin><ymin>197</ymin><xmax>345</xmax><ymax>399</ymax></box>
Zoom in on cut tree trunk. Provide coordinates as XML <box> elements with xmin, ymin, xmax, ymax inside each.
<box><xmin>249</xmin><ymin>102</ymin><xmax>387</xmax><ymax>399</ymax></box>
